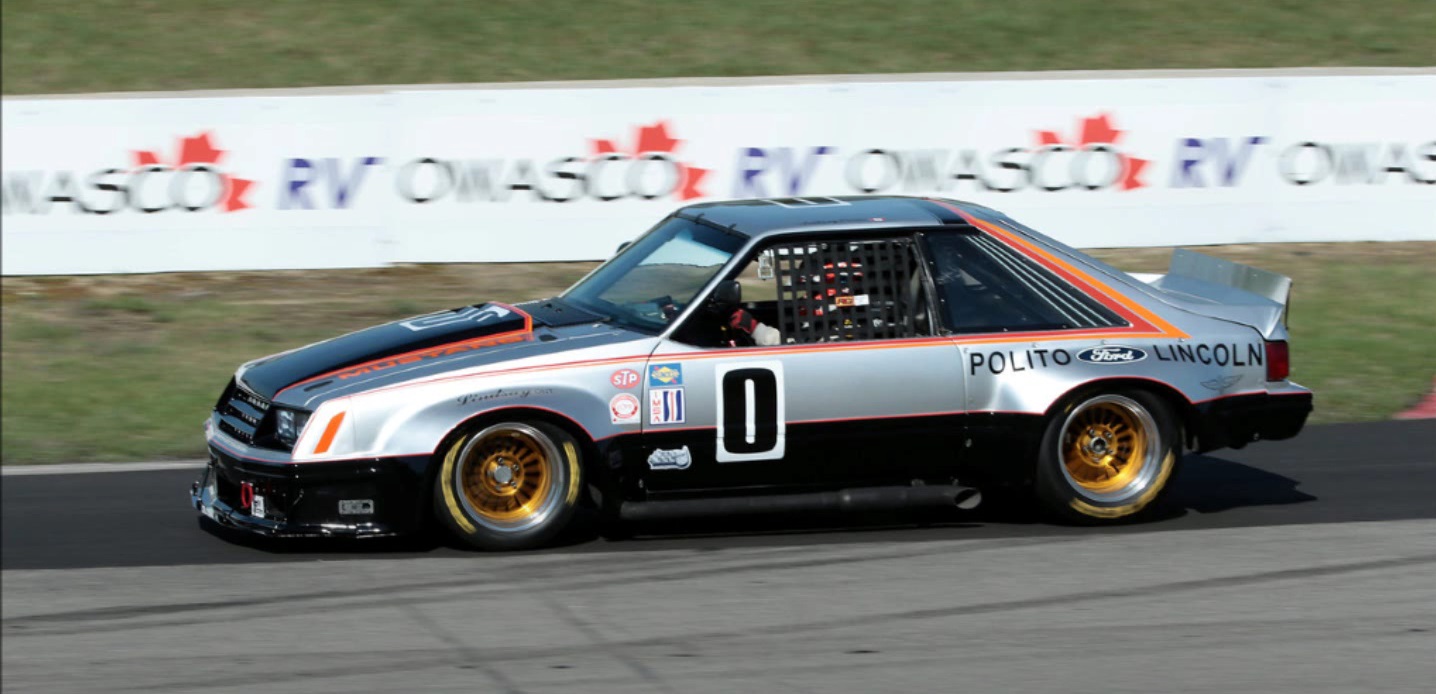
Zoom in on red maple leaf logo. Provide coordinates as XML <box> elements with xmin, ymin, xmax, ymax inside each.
<box><xmin>590</xmin><ymin>121</ymin><xmax>709</xmax><ymax>200</ymax></box>
<box><xmin>131</xmin><ymin>131</ymin><xmax>255</xmax><ymax>212</ymax></box>
<box><xmin>1034</xmin><ymin>113</ymin><xmax>1149</xmax><ymax>191</ymax></box>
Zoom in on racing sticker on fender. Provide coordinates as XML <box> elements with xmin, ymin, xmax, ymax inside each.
<box><xmin>1076</xmin><ymin>345</ymin><xmax>1148</xmax><ymax>364</ymax></box>
<box><xmin>648</xmin><ymin>363</ymin><xmax>683</xmax><ymax>386</ymax></box>
<box><xmin>650</xmin><ymin>388</ymin><xmax>686</xmax><ymax>424</ymax></box>
<box><xmin>610</xmin><ymin>368</ymin><xmax>641</xmax><ymax>389</ymax></box>
<box><xmin>647</xmin><ymin>446</ymin><xmax>692</xmax><ymax>470</ymax></box>
<box><xmin>610</xmin><ymin>393</ymin><xmax>641</xmax><ymax>424</ymax></box>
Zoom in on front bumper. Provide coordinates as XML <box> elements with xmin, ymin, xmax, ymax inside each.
<box><xmin>191</xmin><ymin>444</ymin><xmax>430</xmax><ymax>538</ymax></box>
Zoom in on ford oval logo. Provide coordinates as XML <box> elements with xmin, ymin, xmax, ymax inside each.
<box><xmin>1076</xmin><ymin>345</ymin><xmax>1148</xmax><ymax>364</ymax></box>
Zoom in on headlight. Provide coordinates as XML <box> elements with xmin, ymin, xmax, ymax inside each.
<box><xmin>275</xmin><ymin>409</ymin><xmax>310</xmax><ymax>447</ymax></box>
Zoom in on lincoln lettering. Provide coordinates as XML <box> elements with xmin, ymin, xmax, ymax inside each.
<box><xmin>1151</xmin><ymin>343</ymin><xmax>1263</xmax><ymax>367</ymax></box>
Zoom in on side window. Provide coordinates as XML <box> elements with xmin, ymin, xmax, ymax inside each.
<box><xmin>765</xmin><ymin>237</ymin><xmax>932</xmax><ymax>344</ymax></box>
<box><xmin>924</xmin><ymin>231</ymin><xmax>1125</xmax><ymax>333</ymax></box>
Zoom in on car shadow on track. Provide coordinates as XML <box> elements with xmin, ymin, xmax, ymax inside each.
<box><xmin>196</xmin><ymin>453</ymin><xmax>1317</xmax><ymax>557</ymax></box>
<box><xmin>1162</xmin><ymin>453</ymin><xmax>1318</xmax><ymax>515</ymax></box>
<box><xmin>615</xmin><ymin>453</ymin><xmax>1319</xmax><ymax>545</ymax></box>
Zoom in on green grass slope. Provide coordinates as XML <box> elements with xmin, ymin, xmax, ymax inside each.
<box><xmin>5</xmin><ymin>0</ymin><xmax>1432</xmax><ymax>95</ymax></box>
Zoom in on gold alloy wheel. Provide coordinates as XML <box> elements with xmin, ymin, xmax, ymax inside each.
<box><xmin>1060</xmin><ymin>398</ymin><xmax>1151</xmax><ymax>496</ymax></box>
<box><xmin>458</xmin><ymin>426</ymin><xmax>556</xmax><ymax>526</ymax></box>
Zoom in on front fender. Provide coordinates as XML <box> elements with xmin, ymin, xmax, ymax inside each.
<box><xmin>322</xmin><ymin>364</ymin><xmax>646</xmax><ymax>461</ymax></box>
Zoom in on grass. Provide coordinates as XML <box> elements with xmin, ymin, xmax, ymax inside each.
<box><xmin>3</xmin><ymin>243</ymin><xmax>1433</xmax><ymax>464</ymax></box>
<box><xmin>4</xmin><ymin>0</ymin><xmax>1433</xmax><ymax>95</ymax></box>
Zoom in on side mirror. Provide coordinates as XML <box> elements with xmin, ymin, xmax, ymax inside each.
<box><xmin>709</xmin><ymin>280</ymin><xmax>741</xmax><ymax>311</ymax></box>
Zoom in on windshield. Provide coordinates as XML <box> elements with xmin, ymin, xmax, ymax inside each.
<box><xmin>564</xmin><ymin>217</ymin><xmax>747</xmax><ymax>332</ymax></box>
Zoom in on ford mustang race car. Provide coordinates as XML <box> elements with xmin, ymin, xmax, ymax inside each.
<box><xmin>192</xmin><ymin>196</ymin><xmax>1312</xmax><ymax>549</ymax></box>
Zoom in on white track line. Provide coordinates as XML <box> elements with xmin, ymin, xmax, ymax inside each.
<box><xmin>1</xmin><ymin>460</ymin><xmax>206</xmax><ymax>476</ymax></box>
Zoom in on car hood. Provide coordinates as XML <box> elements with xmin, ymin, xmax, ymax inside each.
<box><xmin>237</xmin><ymin>300</ymin><xmax>648</xmax><ymax>405</ymax></box>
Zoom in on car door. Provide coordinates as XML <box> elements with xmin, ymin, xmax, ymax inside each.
<box><xmin>638</xmin><ymin>232</ymin><xmax>968</xmax><ymax>494</ymax></box>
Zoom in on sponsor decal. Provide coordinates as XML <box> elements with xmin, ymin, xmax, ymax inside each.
<box><xmin>610</xmin><ymin>392</ymin><xmax>640</xmax><ymax>424</ymax></box>
<box><xmin>1277</xmin><ymin>140</ymin><xmax>1435</xmax><ymax>186</ymax></box>
<box><xmin>399</xmin><ymin>305</ymin><xmax>511</xmax><ymax>332</ymax></box>
<box><xmin>972</xmin><ymin>342</ymin><xmax>1263</xmax><ymax>375</ymax></box>
<box><xmin>1201</xmin><ymin>375</ymin><xmax>1243</xmax><ymax>393</ymax></box>
<box><xmin>590</xmin><ymin>121</ymin><xmax>710</xmax><ymax>200</ymax></box>
<box><xmin>251</xmin><ymin>495</ymin><xmax>266</xmax><ymax>519</ymax></box>
<box><xmin>734</xmin><ymin>112</ymin><xmax>1151</xmax><ymax>198</ymax></box>
<box><xmin>1076</xmin><ymin>345</ymin><xmax>1148</xmax><ymax>365</ymax></box>
<box><xmin>1152</xmin><ymin>342</ymin><xmax>1264</xmax><ymax>367</ymax></box>
<box><xmin>610</xmin><ymin>368</ymin><xmax>641</xmax><ymax>389</ymax></box>
<box><xmin>3</xmin><ymin>131</ymin><xmax>256</xmax><ymax>216</ymax></box>
<box><xmin>456</xmin><ymin>387</ymin><xmax>553</xmax><ymax>406</ymax></box>
<box><xmin>279</xmin><ymin>156</ymin><xmax>384</xmax><ymax>210</ymax></box>
<box><xmin>1030</xmin><ymin>114</ymin><xmax>1150</xmax><ymax>191</ymax></box>
<box><xmin>834</xmin><ymin>294</ymin><xmax>869</xmax><ymax>308</ymax></box>
<box><xmin>648</xmin><ymin>363</ymin><xmax>683</xmax><ymax>386</ymax></box>
<box><xmin>1174</xmin><ymin>136</ymin><xmax>1434</xmax><ymax>189</ymax></box>
<box><xmin>394</xmin><ymin>120</ymin><xmax>710</xmax><ymax>205</ymax></box>
<box><xmin>647</xmin><ymin>446</ymin><xmax>693</xmax><ymax>471</ymax></box>
<box><xmin>650</xmin><ymin>387</ymin><xmax>686</xmax><ymax>425</ymax></box>
<box><xmin>969</xmin><ymin>348</ymin><xmax>1073</xmax><ymax>375</ymax></box>
<box><xmin>1171</xmin><ymin>137</ymin><xmax>1269</xmax><ymax>188</ymax></box>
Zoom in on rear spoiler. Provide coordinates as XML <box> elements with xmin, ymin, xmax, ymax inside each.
<box><xmin>1132</xmin><ymin>250</ymin><xmax>1293</xmax><ymax>339</ymax></box>
<box><xmin>1168</xmin><ymin>249</ymin><xmax>1292</xmax><ymax>307</ymax></box>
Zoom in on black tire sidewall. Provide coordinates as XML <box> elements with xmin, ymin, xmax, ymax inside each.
<box><xmin>1034</xmin><ymin>389</ymin><xmax>1180</xmax><ymax>524</ymax></box>
<box><xmin>433</xmin><ymin>420</ymin><xmax>585</xmax><ymax>550</ymax></box>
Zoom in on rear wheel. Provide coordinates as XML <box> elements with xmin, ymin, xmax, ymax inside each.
<box><xmin>1034</xmin><ymin>390</ymin><xmax>1179</xmax><ymax>523</ymax></box>
<box><xmin>433</xmin><ymin>420</ymin><xmax>584</xmax><ymax>550</ymax></box>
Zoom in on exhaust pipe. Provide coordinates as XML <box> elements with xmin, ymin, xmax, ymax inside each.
<box><xmin>619</xmin><ymin>484</ymin><xmax>981</xmax><ymax>522</ymax></box>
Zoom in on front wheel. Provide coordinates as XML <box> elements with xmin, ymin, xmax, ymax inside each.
<box><xmin>433</xmin><ymin>420</ymin><xmax>584</xmax><ymax>550</ymax></box>
<box><xmin>1034</xmin><ymin>390</ymin><xmax>1180</xmax><ymax>523</ymax></box>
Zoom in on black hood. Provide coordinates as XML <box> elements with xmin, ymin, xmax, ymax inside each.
<box><xmin>238</xmin><ymin>303</ymin><xmax>534</xmax><ymax>400</ymax></box>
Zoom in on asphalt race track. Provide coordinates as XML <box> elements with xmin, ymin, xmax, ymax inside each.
<box><xmin>3</xmin><ymin>420</ymin><xmax>1434</xmax><ymax>693</ymax></box>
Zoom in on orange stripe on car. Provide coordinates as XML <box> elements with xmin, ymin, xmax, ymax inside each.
<box><xmin>928</xmin><ymin>199</ymin><xmax>1188</xmax><ymax>340</ymax></box>
<box><xmin>277</xmin><ymin>303</ymin><xmax>536</xmax><ymax>396</ymax></box>
<box><xmin>313</xmin><ymin>411</ymin><xmax>346</xmax><ymax>454</ymax></box>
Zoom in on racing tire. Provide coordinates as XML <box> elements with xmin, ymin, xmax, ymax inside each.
<box><xmin>433</xmin><ymin>420</ymin><xmax>585</xmax><ymax>550</ymax></box>
<box><xmin>1034</xmin><ymin>389</ymin><xmax>1180</xmax><ymax>524</ymax></box>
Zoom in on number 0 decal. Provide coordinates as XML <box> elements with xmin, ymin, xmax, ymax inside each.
<box><xmin>715</xmin><ymin>361</ymin><xmax>785</xmax><ymax>462</ymax></box>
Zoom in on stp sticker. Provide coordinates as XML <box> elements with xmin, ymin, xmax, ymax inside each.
<box><xmin>610</xmin><ymin>368</ymin><xmax>641</xmax><ymax>389</ymax></box>
<box><xmin>648</xmin><ymin>363</ymin><xmax>683</xmax><ymax>386</ymax></box>
<box><xmin>610</xmin><ymin>392</ymin><xmax>641</xmax><ymax>424</ymax></box>
<box><xmin>650</xmin><ymin>387</ymin><xmax>686</xmax><ymax>424</ymax></box>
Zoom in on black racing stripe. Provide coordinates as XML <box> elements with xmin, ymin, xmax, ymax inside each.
<box><xmin>240</xmin><ymin>304</ymin><xmax>528</xmax><ymax>399</ymax></box>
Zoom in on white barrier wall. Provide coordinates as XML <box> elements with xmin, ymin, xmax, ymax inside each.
<box><xmin>3</xmin><ymin>71</ymin><xmax>1433</xmax><ymax>275</ymax></box>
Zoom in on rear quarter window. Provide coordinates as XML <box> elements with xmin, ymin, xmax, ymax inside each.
<box><xmin>924</xmin><ymin>231</ymin><xmax>1125</xmax><ymax>333</ymax></box>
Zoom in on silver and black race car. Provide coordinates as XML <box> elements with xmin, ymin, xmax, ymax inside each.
<box><xmin>192</xmin><ymin>196</ymin><xmax>1312</xmax><ymax>549</ymax></box>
